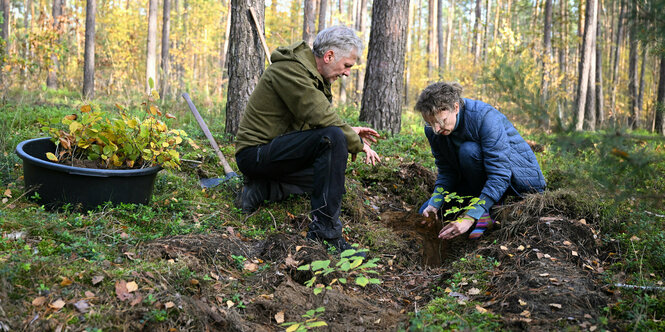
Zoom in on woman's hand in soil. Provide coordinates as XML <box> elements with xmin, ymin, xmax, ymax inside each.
<box><xmin>438</xmin><ymin>216</ymin><xmax>475</xmax><ymax>239</ymax></box>
<box><xmin>421</xmin><ymin>205</ymin><xmax>439</xmax><ymax>226</ymax></box>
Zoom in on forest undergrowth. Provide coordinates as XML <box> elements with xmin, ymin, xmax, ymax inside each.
<box><xmin>1</xmin><ymin>96</ymin><xmax>664</xmax><ymax>331</ymax></box>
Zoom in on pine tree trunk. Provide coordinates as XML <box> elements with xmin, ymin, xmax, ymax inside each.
<box><xmin>303</xmin><ymin>0</ymin><xmax>316</xmax><ymax>47</ymax></box>
<box><xmin>353</xmin><ymin>0</ymin><xmax>366</xmax><ymax>102</ymax></box>
<box><xmin>557</xmin><ymin>0</ymin><xmax>567</xmax><ymax>128</ymax></box>
<box><xmin>82</xmin><ymin>0</ymin><xmax>96</xmax><ymax>99</ymax></box>
<box><xmin>359</xmin><ymin>0</ymin><xmax>409</xmax><ymax>135</ymax></box>
<box><xmin>318</xmin><ymin>0</ymin><xmax>327</xmax><ymax>32</ymax></box>
<box><xmin>471</xmin><ymin>0</ymin><xmax>481</xmax><ymax>64</ymax></box>
<box><xmin>542</xmin><ymin>0</ymin><xmax>552</xmax><ymax>104</ymax></box>
<box><xmin>575</xmin><ymin>0</ymin><xmax>597</xmax><ymax>131</ymax></box>
<box><xmin>637</xmin><ymin>47</ymin><xmax>646</xmax><ymax>115</ymax></box>
<box><xmin>160</xmin><ymin>0</ymin><xmax>171</xmax><ymax>99</ymax></box>
<box><xmin>585</xmin><ymin>28</ymin><xmax>596</xmax><ymax>131</ymax></box>
<box><xmin>445</xmin><ymin>0</ymin><xmax>454</xmax><ymax>69</ymax></box>
<box><xmin>47</xmin><ymin>0</ymin><xmax>63</xmax><ymax>89</ymax></box>
<box><xmin>481</xmin><ymin>0</ymin><xmax>490</xmax><ymax>62</ymax></box>
<box><xmin>437</xmin><ymin>0</ymin><xmax>444</xmax><ymax>76</ymax></box>
<box><xmin>225</xmin><ymin>0</ymin><xmax>265</xmax><ymax>135</ymax></box>
<box><xmin>595</xmin><ymin>21</ymin><xmax>604</xmax><ymax>128</ymax></box>
<box><xmin>217</xmin><ymin>1</ymin><xmax>231</xmax><ymax>97</ymax></box>
<box><xmin>627</xmin><ymin>12</ymin><xmax>639</xmax><ymax>129</ymax></box>
<box><xmin>146</xmin><ymin>0</ymin><xmax>158</xmax><ymax>93</ymax></box>
<box><xmin>0</xmin><ymin>0</ymin><xmax>9</xmax><ymax>80</ymax></box>
<box><xmin>655</xmin><ymin>54</ymin><xmax>665</xmax><ymax>135</ymax></box>
<box><xmin>609</xmin><ymin>0</ymin><xmax>624</xmax><ymax>126</ymax></box>
<box><xmin>404</xmin><ymin>1</ymin><xmax>414</xmax><ymax>105</ymax></box>
<box><xmin>427</xmin><ymin>0</ymin><xmax>436</xmax><ymax>81</ymax></box>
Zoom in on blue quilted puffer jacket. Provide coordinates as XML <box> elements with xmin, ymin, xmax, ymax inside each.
<box><xmin>425</xmin><ymin>98</ymin><xmax>546</xmax><ymax>214</ymax></box>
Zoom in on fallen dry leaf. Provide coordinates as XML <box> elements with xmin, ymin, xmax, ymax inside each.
<box><xmin>60</xmin><ymin>277</ymin><xmax>73</xmax><ymax>287</ymax></box>
<box><xmin>295</xmin><ymin>246</ymin><xmax>303</xmax><ymax>252</ymax></box>
<box><xmin>274</xmin><ymin>311</ymin><xmax>285</xmax><ymax>324</ymax></box>
<box><xmin>549</xmin><ymin>303</ymin><xmax>562</xmax><ymax>309</ymax></box>
<box><xmin>32</xmin><ymin>296</ymin><xmax>47</xmax><ymax>306</ymax></box>
<box><xmin>226</xmin><ymin>300</ymin><xmax>234</xmax><ymax>308</ymax></box>
<box><xmin>3</xmin><ymin>189</ymin><xmax>11</xmax><ymax>197</ymax></box>
<box><xmin>536</xmin><ymin>252</ymin><xmax>544</xmax><ymax>259</ymax></box>
<box><xmin>572</xmin><ymin>251</ymin><xmax>579</xmax><ymax>256</ymax></box>
<box><xmin>500</xmin><ymin>245</ymin><xmax>509</xmax><ymax>251</ymax></box>
<box><xmin>519</xmin><ymin>299</ymin><xmax>527</xmax><ymax>306</ymax></box>
<box><xmin>520</xmin><ymin>310</ymin><xmax>531</xmax><ymax>318</ymax></box>
<box><xmin>130</xmin><ymin>295</ymin><xmax>143</xmax><ymax>306</ymax></box>
<box><xmin>468</xmin><ymin>288</ymin><xmax>481</xmax><ymax>295</ymax></box>
<box><xmin>517</xmin><ymin>245</ymin><xmax>525</xmax><ymax>251</ymax></box>
<box><xmin>210</xmin><ymin>272</ymin><xmax>219</xmax><ymax>280</ymax></box>
<box><xmin>115</xmin><ymin>280</ymin><xmax>132</xmax><ymax>301</ymax></box>
<box><xmin>1</xmin><ymin>198</ymin><xmax>7</xmax><ymax>204</ymax></box>
<box><xmin>563</xmin><ymin>241</ymin><xmax>572</xmax><ymax>246</ymax></box>
<box><xmin>126</xmin><ymin>281</ymin><xmax>138</xmax><ymax>293</ymax></box>
<box><xmin>84</xmin><ymin>291</ymin><xmax>95</xmax><ymax>298</ymax></box>
<box><xmin>475</xmin><ymin>305</ymin><xmax>488</xmax><ymax>313</ymax></box>
<box><xmin>285</xmin><ymin>254</ymin><xmax>299</xmax><ymax>268</ymax></box>
<box><xmin>73</xmin><ymin>300</ymin><xmax>90</xmax><ymax>313</ymax></box>
<box><xmin>539</xmin><ymin>273</ymin><xmax>550</xmax><ymax>277</ymax></box>
<box><xmin>49</xmin><ymin>299</ymin><xmax>66</xmax><ymax>310</ymax></box>
<box><xmin>165</xmin><ymin>301</ymin><xmax>175</xmax><ymax>309</ymax></box>
<box><xmin>92</xmin><ymin>275</ymin><xmax>104</xmax><ymax>285</ymax></box>
<box><xmin>243</xmin><ymin>261</ymin><xmax>259</xmax><ymax>273</ymax></box>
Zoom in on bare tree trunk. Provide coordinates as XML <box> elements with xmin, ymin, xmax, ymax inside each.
<box><xmin>82</xmin><ymin>0</ymin><xmax>96</xmax><ymax>99</ymax></box>
<box><xmin>437</xmin><ymin>0</ymin><xmax>444</xmax><ymax>76</ymax></box>
<box><xmin>542</xmin><ymin>0</ymin><xmax>552</xmax><ymax>104</ymax></box>
<box><xmin>575</xmin><ymin>0</ymin><xmax>597</xmax><ymax>131</ymax></box>
<box><xmin>627</xmin><ymin>8</ymin><xmax>639</xmax><ymax>129</ymax></box>
<box><xmin>445</xmin><ymin>0</ymin><xmax>454</xmax><ymax>69</ymax></box>
<box><xmin>146</xmin><ymin>0</ymin><xmax>158</xmax><ymax>93</ymax></box>
<box><xmin>0</xmin><ymin>0</ymin><xmax>9</xmax><ymax>81</ymax></box>
<box><xmin>46</xmin><ymin>0</ymin><xmax>63</xmax><ymax>89</ymax></box>
<box><xmin>492</xmin><ymin>0</ymin><xmax>501</xmax><ymax>45</ymax></box>
<box><xmin>352</xmin><ymin>0</ymin><xmax>366</xmax><ymax>102</ymax></box>
<box><xmin>471</xmin><ymin>0</ymin><xmax>481</xmax><ymax>64</ymax></box>
<box><xmin>359</xmin><ymin>0</ymin><xmax>409</xmax><ymax>135</ymax></box>
<box><xmin>303</xmin><ymin>0</ymin><xmax>316</xmax><ymax>47</ymax></box>
<box><xmin>637</xmin><ymin>47</ymin><xmax>646</xmax><ymax>115</ymax></box>
<box><xmin>318</xmin><ymin>0</ymin><xmax>327</xmax><ymax>32</ymax></box>
<box><xmin>427</xmin><ymin>0</ymin><xmax>436</xmax><ymax>81</ymax></box>
<box><xmin>656</xmin><ymin>54</ymin><xmax>665</xmax><ymax>135</ymax></box>
<box><xmin>609</xmin><ymin>0</ymin><xmax>624</xmax><ymax>126</ymax></box>
<box><xmin>404</xmin><ymin>0</ymin><xmax>414</xmax><ymax>105</ymax></box>
<box><xmin>481</xmin><ymin>0</ymin><xmax>489</xmax><ymax>63</ymax></box>
<box><xmin>225</xmin><ymin>0</ymin><xmax>265</xmax><ymax>135</ymax></box>
<box><xmin>160</xmin><ymin>0</ymin><xmax>171</xmax><ymax>99</ymax></box>
<box><xmin>217</xmin><ymin>1</ymin><xmax>231</xmax><ymax>97</ymax></box>
<box><xmin>585</xmin><ymin>27</ymin><xmax>596</xmax><ymax>131</ymax></box>
<box><xmin>557</xmin><ymin>0</ymin><xmax>568</xmax><ymax>128</ymax></box>
<box><xmin>595</xmin><ymin>21</ymin><xmax>604</xmax><ymax>128</ymax></box>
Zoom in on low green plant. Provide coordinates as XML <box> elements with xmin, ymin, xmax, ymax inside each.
<box><xmin>297</xmin><ymin>247</ymin><xmax>380</xmax><ymax>295</ymax></box>
<box><xmin>282</xmin><ymin>306</ymin><xmax>327</xmax><ymax>332</ymax></box>
<box><xmin>39</xmin><ymin>80</ymin><xmax>189</xmax><ymax>170</ymax></box>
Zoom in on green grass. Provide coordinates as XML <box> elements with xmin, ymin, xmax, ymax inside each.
<box><xmin>1</xmin><ymin>99</ymin><xmax>665</xmax><ymax>330</ymax></box>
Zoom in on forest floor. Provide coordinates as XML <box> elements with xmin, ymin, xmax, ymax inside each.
<box><xmin>1</xmin><ymin>101</ymin><xmax>664</xmax><ymax>331</ymax></box>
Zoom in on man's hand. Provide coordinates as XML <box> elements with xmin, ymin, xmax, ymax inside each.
<box><xmin>352</xmin><ymin>127</ymin><xmax>381</xmax><ymax>145</ymax></box>
<box><xmin>438</xmin><ymin>216</ymin><xmax>475</xmax><ymax>240</ymax></box>
<box><xmin>352</xmin><ymin>143</ymin><xmax>380</xmax><ymax>165</ymax></box>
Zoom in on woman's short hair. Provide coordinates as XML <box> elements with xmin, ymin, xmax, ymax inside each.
<box><xmin>312</xmin><ymin>25</ymin><xmax>363</xmax><ymax>59</ymax></box>
<box><xmin>415</xmin><ymin>82</ymin><xmax>464</xmax><ymax>116</ymax></box>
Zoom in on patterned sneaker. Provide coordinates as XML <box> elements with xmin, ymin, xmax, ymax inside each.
<box><xmin>469</xmin><ymin>213</ymin><xmax>494</xmax><ymax>239</ymax></box>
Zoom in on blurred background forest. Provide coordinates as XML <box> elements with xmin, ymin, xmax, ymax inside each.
<box><xmin>0</xmin><ymin>0</ymin><xmax>664</xmax><ymax>135</ymax></box>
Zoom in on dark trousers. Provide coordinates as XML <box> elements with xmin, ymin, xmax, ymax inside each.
<box><xmin>235</xmin><ymin>127</ymin><xmax>348</xmax><ymax>239</ymax></box>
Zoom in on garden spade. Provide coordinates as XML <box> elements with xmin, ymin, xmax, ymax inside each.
<box><xmin>181</xmin><ymin>93</ymin><xmax>238</xmax><ymax>188</ymax></box>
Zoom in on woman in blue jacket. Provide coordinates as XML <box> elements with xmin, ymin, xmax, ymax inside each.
<box><xmin>415</xmin><ymin>82</ymin><xmax>546</xmax><ymax>240</ymax></box>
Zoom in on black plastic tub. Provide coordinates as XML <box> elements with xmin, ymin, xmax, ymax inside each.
<box><xmin>16</xmin><ymin>137</ymin><xmax>161</xmax><ymax>210</ymax></box>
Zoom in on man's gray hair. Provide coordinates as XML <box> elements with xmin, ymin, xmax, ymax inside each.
<box><xmin>312</xmin><ymin>25</ymin><xmax>363</xmax><ymax>58</ymax></box>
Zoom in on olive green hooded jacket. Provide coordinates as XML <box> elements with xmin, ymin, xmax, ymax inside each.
<box><xmin>235</xmin><ymin>41</ymin><xmax>363</xmax><ymax>154</ymax></box>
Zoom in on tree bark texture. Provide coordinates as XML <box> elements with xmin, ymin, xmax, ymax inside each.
<box><xmin>47</xmin><ymin>0</ymin><xmax>63</xmax><ymax>89</ymax></box>
<box><xmin>303</xmin><ymin>0</ymin><xmax>316</xmax><ymax>47</ymax></box>
<box><xmin>595</xmin><ymin>21</ymin><xmax>604</xmax><ymax>128</ymax></box>
<box><xmin>541</xmin><ymin>0</ymin><xmax>552</xmax><ymax>103</ymax></box>
<box><xmin>318</xmin><ymin>0</ymin><xmax>327</xmax><ymax>32</ymax></box>
<box><xmin>584</xmin><ymin>28</ymin><xmax>596</xmax><ymax>131</ymax></box>
<box><xmin>445</xmin><ymin>0</ymin><xmax>454</xmax><ymax>69</ymax></box>
<box><xmin>225</xmin><ymin>0</ymin><xmax>265</xmax><ymax>135</ymax></box>
<box><xmin>609</xmin><ymin>0</ymin><xmax>624</xmax><ymax>123</ymax></box>
<box><xmin>637</xmin><ymin>47</ymin><xmax>646</xmax><ymax>114</ymax></box>
<box><xmin>627</xmin><ymin>15</ymin><xmax>639</xmax><ymax>129</ymax></box>
<box><xmin>353</xmin><ymin>0</ymin><xmax>366</xmax><ymax>102</ymax></box>
<box><xmin>655</xmin><ymin>54</ymin><xmax>665</xmax><ymax>135</ymax></box>
<box><xmin>471</xmin><ymin>0</ymin><xmax>481</xmax><ymax>64</ymax></box>
<box><xmin>146</xmin><ymin>0</ymin><xmax>158</xmax><ymax>93</ymax></box>
<box><xmin>160</xmin><ymin>0</ymin><xmax>171</xmax><ymax>98</ymax></box>
<box><xmin>427</xmin><ymin>0</ymin><xmax>436</xmax><ymax>81</ymax></box>
<box><xmin>359</xmin><ymin>0</ymin><xmax>409</xmax><ymax>135</ymax></box>
<box><xmin>437</xmin><ymin>0</ymin><xmax>444</xmax><ymax>76</ymax></box>
<box><xmin>575</xmin><ymin>0</ymin><xmax>596</xmax><ymax>131</ymax></box>
<box><xmin>82</xmin><ymin>0</ymin><xmax>96</xmax><ymax>99</ymax></box>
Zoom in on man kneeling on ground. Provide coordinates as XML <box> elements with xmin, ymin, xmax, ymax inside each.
<box><xmin>234</xmin><ymin>26</ymin><xmax>381</xmax><ymax>256</ymax></box>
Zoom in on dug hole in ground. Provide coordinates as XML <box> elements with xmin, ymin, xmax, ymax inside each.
<box><xmin>141</xmin><ymin>163</ymin><xmax>612</xmax><ymax>331</ymax></box>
